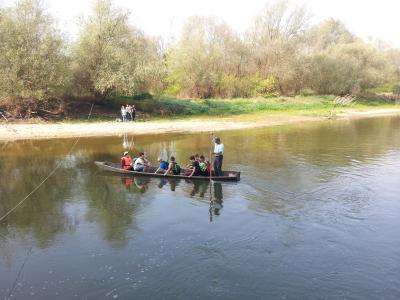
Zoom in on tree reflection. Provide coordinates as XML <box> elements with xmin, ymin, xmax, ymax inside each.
<box><xmin>0</xmin><ymin>156</ymin><xmax>77</xmax><ymax>248</ymax></box>
<box><xmin>0</xmin><ymin>143</ymin><xmax>79</xmax><ymax>268</ymax></box>
<box><xmin>82</xmin><ymin>173</ymin><xmax>145</xmax><ymax>249</ymax></box>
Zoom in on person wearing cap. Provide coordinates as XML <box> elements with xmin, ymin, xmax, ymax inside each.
<box><xmin>121</xmin><ymin>151</ymin><xmax>133</xmax><ymax>170</ymax></box>
<box><xmin>212</xmin><ymin>137</ymin><xmax>224</xmax><ymax>176</ymax></box>
<box><xmin>155</xmin><ymin>157</ymin><xmax>169</xmax><ymax>174</ymax></box>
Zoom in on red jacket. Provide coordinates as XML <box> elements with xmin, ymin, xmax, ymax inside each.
<box><xmin>121</xmin><ymin>155</ymin><xmax>132</xmax><ymax>170</ymax></box>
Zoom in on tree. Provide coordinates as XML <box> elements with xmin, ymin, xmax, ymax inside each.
<box><xmin>166</xmin><ymin>16</ymin><xmax>249</xmax><ymax>98</ymax></box>
<box><xmin>247</xmin><ymin>0</ymin><xmax>311</xmax><ymax>95</ymax></box>
<box><xmin>0</xmin><ymin>0</ymin><xmax>67</xmax><ymax>106</ymax></box>
<box><xmin>308</xmin><ymin>19</ymin><xmax>355</xmax><ymax>51</ymax></box>
<box><xmin>71</xmin><ymin>0</ymin><xmax>165</xmax><ymax>100</ymax></box>
<box><xmin>309</xmin><ymin>42</ymin><xmax>390</xmax><ymax>95</ymax></box>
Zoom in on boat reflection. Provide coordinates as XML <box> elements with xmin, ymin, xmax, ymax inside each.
<box><xmin>120</xmin><ymin>176</ymin><xmax>224</xmax><ymax>219</ymax></box>
<box><xmin>156</xmin><ymin>177</ymin><xmax>179</xmax><ymax>191</ymax></box>
<box><xmin>121</xmin><ymin>176</ymin><xmax>150</xmax><ymax>193</ymax></box>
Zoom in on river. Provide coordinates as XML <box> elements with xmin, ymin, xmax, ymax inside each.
<box><xmin>1</xmin><ymin>115</ymin><xmax>400</xmax><ymax>299</ymax></box>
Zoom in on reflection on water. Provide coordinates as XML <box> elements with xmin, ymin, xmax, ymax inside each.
<box><xmin>1</xmin><ymin>116</ymin><xmax>400</xmax><ymax>299</ymax></box>
<box><xmin>119</xmin><ymin>176</ymin><xmax>224</xmax><ymax>219</ymax></box>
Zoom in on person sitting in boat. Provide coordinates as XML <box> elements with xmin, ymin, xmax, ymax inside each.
<box><xmin>186</xmin><ymin>155</ymin><xmax>202</xmax><ymax>178</ymax></box>
<box><xmin>199</xmin><ymin>155</ymin><xmax>210</xmax><ymax>176</ymax></box>
<box><xmin>164</xmin><ymin>156</ymin><xmax>181</xmax><ymax>175</ymax></box>
<box><xmin>155</xmin><ymin>157</ymin><xmax>169</xmax><ymax>174</ymax></box>
<box><xmin>120</xmin><ymin>151</ymin><xmax>133</xmax><ymax>170</ymax></box>
<box><xmin>133</xmin><ymin>152</ymin><xmax>150</xmax><ymax>172</ymax></box>
<box><xmin>185</xmin><ymin>153</ymin><xmax>198</xmax><ymax>169</ymax></box>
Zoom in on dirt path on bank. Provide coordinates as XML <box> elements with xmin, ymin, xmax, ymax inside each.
<box><xmin>1</xmin><ymin>108</ymin><xmax>400</xmax><ymax>141</ymax></box>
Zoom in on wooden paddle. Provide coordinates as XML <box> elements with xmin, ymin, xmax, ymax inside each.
<box><xmin>209</xmin><ymin>133</ymin><xmax>214</xmax><ymax>221</ymax></box>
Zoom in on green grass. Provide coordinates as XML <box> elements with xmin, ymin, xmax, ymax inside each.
<box><xmin>60</xmin><ymin>95</ymin><xmax>399</xmax><ymax>123</ymax></box>
<box><xmin>132</xmin><ymin>95</ymin><xmax>397</xmax><ymax>117</ymax></box>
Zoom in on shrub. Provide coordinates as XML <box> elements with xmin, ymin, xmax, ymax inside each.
<box><xmin>253</xmin><ymin>75</ymin><xmax>279</xmax><ymax>98</ymax></box>
<box><xmin>392</xmin><ymin>84</ymin><xmax>400</xmax><ymax>96</ymax></box>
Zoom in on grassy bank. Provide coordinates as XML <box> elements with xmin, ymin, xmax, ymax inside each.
<box><xmin>11</xmin><ymin>94</ymin><xmax>396</xmax><ymax>123</ymax></box>
<box><xmin>99</xmin><ymin>95</ymin><xmax>398</xmax><ymax>120</ymax></box>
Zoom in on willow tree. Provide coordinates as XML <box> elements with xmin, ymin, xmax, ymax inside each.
<box><xmin>247</xmin><ymin>0</ymin><xmax>311</xmax><ymax>95</ymax></box>
<box><xmin>0</xmin><ymin>0</ymin><xmax>67</xmax><ymax>106</ymax></box>
<box><xmin>309</xmin><ymin>42</ymin><xmax>391</xmax><ymax>95</ymax></box>
<box><xmin>72</xmin><ymin>0</ymin><xmax>165</xmax><ymax>100</ymax></box>
<box><xmin>166</xmin><ymin>16</ymin><xmax>248</xmax><ymax>98</ymax></box>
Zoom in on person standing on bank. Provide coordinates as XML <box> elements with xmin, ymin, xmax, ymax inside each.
<box><xmin>212</xmin><ymin>137</ymin><xmax>224</xmax><ymax>176</ymax></box>
<box><xmin>121</xmin><ymin>106</ymin><xmax>127</xmax><ymax>122</ymax></box>
<box><xmin>131</xmin><ymin>105</ymin><xmax>136</xmax><ymax>121</ymax></box>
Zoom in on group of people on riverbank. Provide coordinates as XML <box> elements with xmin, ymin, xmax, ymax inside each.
<box><xmin>120</xmin><ymin>105</ymin><xmax>136</xmax><ymax>122</ymax></box>
<box><xmin>120</xmin><ymin>137</ymin><xmax>224</xmax><ymax>177</ymax></box>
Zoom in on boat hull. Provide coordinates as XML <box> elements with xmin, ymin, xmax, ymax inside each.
<box><xmin>94</xmin><ymin>161</ymin><xmax>240</xmax><ymax>182</ymax></box>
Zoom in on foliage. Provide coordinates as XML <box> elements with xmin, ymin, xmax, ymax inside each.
<box><xmin>0</xmin><ymin>0</ymin><xmax>67</xmax><ymax>106</ymax></box>
<box><xmin>252</xmin><ymin>75</ymin><xmax>279</xmax><ymax>97</ymax></box>
<box><xmin>71</xmin><ymin>0</ymin><xmax>166</xmax><ymax>100</ymax></box>
<box><xmin>1</xmin><ymin>0</ymin><xmax>400</xmax><ymax>116</ymax></box>
<box><xmin>166</xmin><ymin>15</ymin><xmax>249</xmax><ymax>98</ymax></box>
<box><xmin>392</xmin><ymin>84</ymin><xmax>400</xmax><ymax>96</ymax></box>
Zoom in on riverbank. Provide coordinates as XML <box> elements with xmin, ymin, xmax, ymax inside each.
<box><xmin>1</xmin><ymin>107</ymin><xmax>400</xmax><ymax>141</ymax></box>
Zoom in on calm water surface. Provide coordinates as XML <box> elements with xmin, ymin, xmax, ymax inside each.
<box><xmin>1</xmin><ymin>116</ymin><xmax>400</xmax><ymax>299</ymax></box>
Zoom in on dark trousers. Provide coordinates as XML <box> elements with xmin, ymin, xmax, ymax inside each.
<box><xmin>214</xmin><ymin>155</ymin><xmax>223</xmax><ymax>176</ymax></box>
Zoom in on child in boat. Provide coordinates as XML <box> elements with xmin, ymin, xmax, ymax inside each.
<box><xmin>185</xmin><ymin>155</ymin><xmax>202</xmax><ymax>178</ymax></box>
<box><xmin>199</xmin><ymin>155</ymin><xmax>210</xmax><ymax>176</ymax></box>
<box><xmin>164</xmin><ymin>156</ymin><xmax>181</xmax><ymax>175</ymax></box>
<box><xmin>155</xmin><ymin>157</ymin><xmax>169</xmax><ymax>174</ymax></box>
<box><xmin>186</xmin><ymin>153</ymin><xmax>200</xmax><ymax>169</ymax></box>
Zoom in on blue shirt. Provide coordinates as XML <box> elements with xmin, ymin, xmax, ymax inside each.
<box><xmin>159</xmin><ymin>160</ymin><xmax>168</xmax><ymax>170</ymax></box>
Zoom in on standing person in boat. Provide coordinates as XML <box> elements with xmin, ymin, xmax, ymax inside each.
<box><xmin>133</xmin><ymin>152</ymin><xmax>151</xmax><ymax>172</ymax></box>
<box><xmin>120</xmin><ymin>151</ymin><xmax>133</xmax><ymax>170</ymax></box>
<box><xmin>164</xmin><ymin>156</ymin><xmax>181</xmax><ymax>175</ymax></box>
<box><xmin>186</xmin><ymin>155</ymin><xmax>202</xmax><ymax>178</ymax></box>
<box><xmin>155</xmin><ymin>157</ymin><xmax>169</xmax><ymax>174</ymax></box>
<box><xmin>212</xmin><ymin>137</ymin><xmax>224</xmax><ymax>176</ymax></box>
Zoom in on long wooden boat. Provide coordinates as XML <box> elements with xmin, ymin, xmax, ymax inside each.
<box><xmin>94</xmin><ymin>161</ymin><xmax>240</xmax><ymax>182</ymax></box>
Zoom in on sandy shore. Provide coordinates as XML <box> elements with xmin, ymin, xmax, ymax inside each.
<box><xmin>1</xmin><ymin>108</ymin><xmax>400</xmax><ymax>141</ymax></box>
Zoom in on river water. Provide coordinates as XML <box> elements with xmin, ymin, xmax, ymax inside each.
<box><xmin>1</xmin><ymin>116</ymin><xmax>400</xmax><ymax>299</ymax></box>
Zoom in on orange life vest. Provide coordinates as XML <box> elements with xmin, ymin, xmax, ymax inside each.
<box><xmin>121</xmin><ymin>155</ymin><xmax>132</xmax><ymax>170</ymax></box>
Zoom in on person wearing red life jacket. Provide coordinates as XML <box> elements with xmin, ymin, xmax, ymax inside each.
<box><xmin>121</xmin><ymin>151</ymin><xmax>133</xmax><ymax>170</ymax></box>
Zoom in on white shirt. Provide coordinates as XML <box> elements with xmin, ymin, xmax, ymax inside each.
<box><xmin>134</xmin><ymin>157</ymin><xmax>145</xmax><ymax>170</ymax></box>
<box><xmin>214</xmin><ymin>143</ymin><xmax>224</xmax><ymax>155</ymax></box>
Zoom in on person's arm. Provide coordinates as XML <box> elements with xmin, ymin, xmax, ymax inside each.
<box><xmin>188</xmin><ymin>166</ymin><xmax>196</xmax><ymax>177</ymax></box>
<box><xmin>164</xmin><ymin>163</ymin><xmax>172</xmax><ymax>176</ymax></box>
